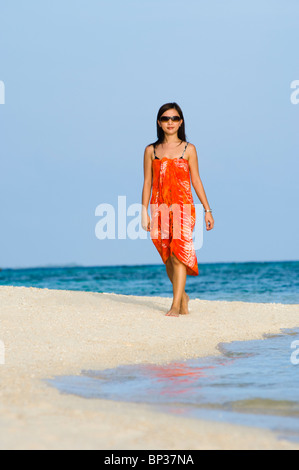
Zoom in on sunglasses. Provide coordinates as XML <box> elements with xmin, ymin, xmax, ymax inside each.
<box><xmin>159</xmin><ymin>115</ymin><xmax>181</xmax><ymax>123</ymax></box>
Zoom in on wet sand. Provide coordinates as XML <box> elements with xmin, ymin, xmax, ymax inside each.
<box><xmin>0</xmin><ymin>285</ymin><xmax>299</xmax><ymax>450</ymax></box>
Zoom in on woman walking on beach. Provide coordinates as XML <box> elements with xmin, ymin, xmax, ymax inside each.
<box><xmin>142</xmin><ymin>102</ymin><xmax>214</xmax><ymax>317</ymax></box>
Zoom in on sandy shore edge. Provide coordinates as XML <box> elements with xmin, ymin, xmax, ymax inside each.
<box><xmin>1</xmin><ymin>285</ymin><xmax>299</xmax><ymax>450</ymax></box>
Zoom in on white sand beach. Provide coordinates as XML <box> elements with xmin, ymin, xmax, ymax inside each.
<box><xmin>0</xmin><ymin>285</ymin><xmax>299</xmax><ymax>450</ymax></box>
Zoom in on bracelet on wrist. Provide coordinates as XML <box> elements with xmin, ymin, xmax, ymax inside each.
<box><xmin>205</xmin><ymin>209</ymin><xmax>212</xmax><ymax>213</ymax></box>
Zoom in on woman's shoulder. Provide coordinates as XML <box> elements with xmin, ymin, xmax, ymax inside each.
<box><xmin>186</xmin><ymin>141</ymin><xmax>196</xmax><ymax>150</ymax></box>
<box><xmin>145</xmin><ymin>143</ymin><xmax>155</xmax><ymax>150</ymax></box>
<box><xmin>144</xmin><ymin>143</ymin><xmax>156</xmax><ymax>162</ymax></box>
<box><xmin>185</xmin><ymin>142</ymin><xmax>197</xmax><ymax>159</ymax></box>
<box><xmin>145</xmin><ymin>142</ymin><xmax>158</xmax><ymax>160</ymax></box>
<box><xmin>186</xmin><ymin>142</ymin><xmax>198</xmax><ymax>155</ymax></box>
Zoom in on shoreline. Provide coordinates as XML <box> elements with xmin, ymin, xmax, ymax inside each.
<box><xmin>1</xmin><ymin>285</ymin><xmax>299</xmax><ymax>450</ymax></box>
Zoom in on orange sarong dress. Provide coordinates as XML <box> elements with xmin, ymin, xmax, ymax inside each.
<box><xmin>150</xmin><ymin>142</ymin><xmax>199</xmax><ymax>276</ymax></box>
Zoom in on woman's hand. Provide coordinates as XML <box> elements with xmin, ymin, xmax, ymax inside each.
<box><xmin>142</xmin><ymin>212</ymin><xmax>151</xmax><ymax>231</ymax></box>
<box><xmin>205</xmin><ymin>212</ymin><xmax>214</xmax><ymax>231</ymax></box>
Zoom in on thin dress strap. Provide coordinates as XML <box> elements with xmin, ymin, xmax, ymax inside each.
<box><xmin>181</xmin><ymin>141</ymin><xmax>189</xmax><ymax>159</ymax></box>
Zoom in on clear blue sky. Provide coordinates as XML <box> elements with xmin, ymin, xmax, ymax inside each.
<box><xmin>0</xmin><ymin>0</ymin><xmax>298</xmax><ymax>269</ymax></box>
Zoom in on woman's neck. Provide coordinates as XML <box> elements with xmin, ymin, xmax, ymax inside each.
<box><xmin>162</xmin><ymin>134</ymin><xmax>181</xmax><ymax>145</ymax></box>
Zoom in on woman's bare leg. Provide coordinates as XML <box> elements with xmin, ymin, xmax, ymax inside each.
<box><xmin>165</xmin><ymin>254</ymin><xmax>189</xmax><ymax>316</ymax></box>
<box><xmin>165</xmin><ymin>256</ymin><xmax>189</xmax><ymax>315</ymax></box>
<box><xmin>165</xmin><ymin>256</ymin><xmax>174</xmax><ymax>283</ymax></box>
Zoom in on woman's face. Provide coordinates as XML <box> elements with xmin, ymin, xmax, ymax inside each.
<box><xmin>158</xmin><ymin>109</ymin><xmax>182</xmax><ymax>136</ymax></box>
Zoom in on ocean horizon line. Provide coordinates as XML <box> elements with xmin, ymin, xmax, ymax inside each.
<box><xmin>0</xmin><ymin>259</ymin><xmax>298</xmax><ymax>272</ymax></box>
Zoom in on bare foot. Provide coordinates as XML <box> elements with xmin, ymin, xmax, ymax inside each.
<box><xmin>179</xmin><ymin>292</ymin><xmax>190</xmax><ymax>315</ymax></box>
<box><xmin>165</xmin><ymin>306</ymin><xmax>180</xmax><ymax>317</ymax></box>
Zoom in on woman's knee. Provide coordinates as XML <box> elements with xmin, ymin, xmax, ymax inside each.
<box><xmin>171</xmin><ymin>253</ymin><xmax>181</xmax><ymax>265</ymax></box>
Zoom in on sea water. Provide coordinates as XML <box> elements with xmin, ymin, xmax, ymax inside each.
<box><xmin>47</xmin><ymin>329</ymin><xmax>299</xmax><ymax>443</ymax></box>
<box><xmin>0</xmin><ymin>260</ymin><xmax>299</xmax><ymax>304</ymax></box>
<box><xmin>2</xmin><ymin>261</ymin><xmax>299</xmax><ymax>442</ymax></box>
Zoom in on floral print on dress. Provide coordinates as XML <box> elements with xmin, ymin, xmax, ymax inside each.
<box><xmin>150</xmin><ymin>155</ymin><xmax>199</xmax><ymax>276</ymax></box>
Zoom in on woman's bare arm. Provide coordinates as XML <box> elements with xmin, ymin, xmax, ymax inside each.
<box><xmin>141</xmin><ymin>145</ymin><xmax>153</xmax><ymax>230</ymax></box>
<box><xmin>188</xmin><ymin>144</ymin><xmax>214</xmax><ymax>230</ymax></box>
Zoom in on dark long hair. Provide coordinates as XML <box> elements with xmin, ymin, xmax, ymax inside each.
<box><xmin>149</xmin><ymin>102</ymin><xmax>187</xmax><ymax>148</ymax></box>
